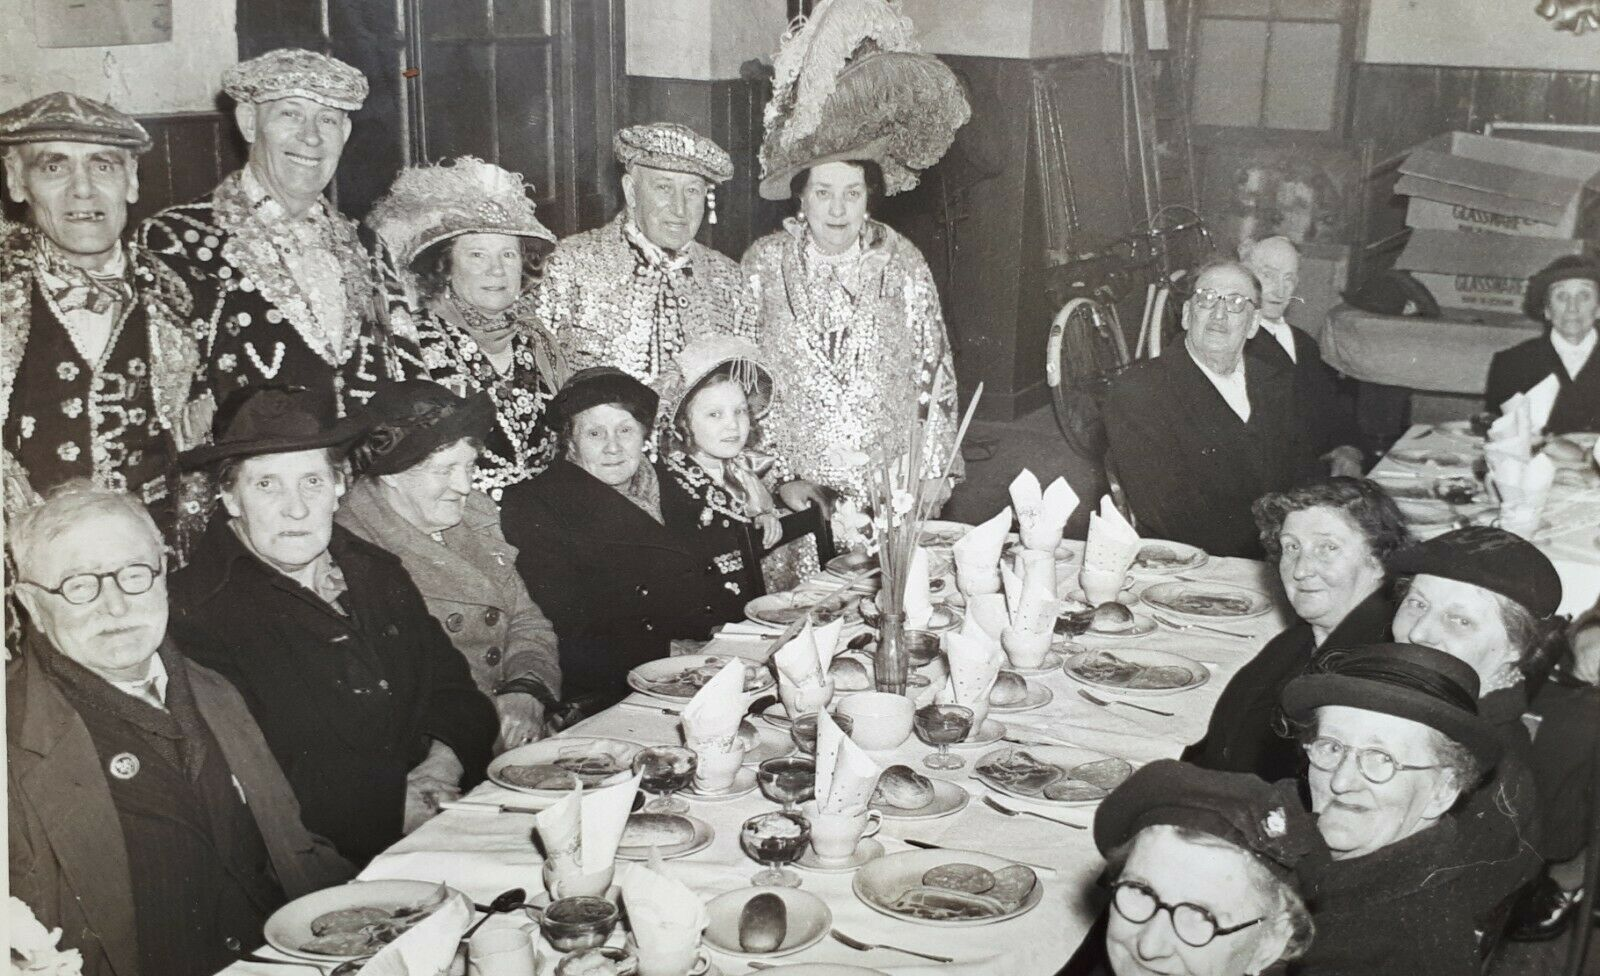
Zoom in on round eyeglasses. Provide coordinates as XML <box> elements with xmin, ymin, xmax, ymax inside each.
<box><xmin>1111</xmin><ymin>880</ymin><xmax>1263</xmax><ymax>948</ymax></box>
<box><xmin>1191</xmin><ymin>288</ymin><xmax>1259</xmax><ymax>315</ymax></box>
<box><xmin>21</xmin><ymin>562</ymin><xmax>163</xmax><ymax>606</ymax></box>
<box><xmin>1303</xmin><ymin>735</ymin><xmax>1440</xmax><ymax>785</ymax></box>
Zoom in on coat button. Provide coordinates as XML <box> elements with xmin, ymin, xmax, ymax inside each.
<box><xmin>484</xmin><ymin>608</ymin><xmax>501</xmax><ymax>627</ymax></box>
<box><xmin>445</xmin><ymin>612</ymin><xmax>464</xmax><ymax>633</ymax></box>
<box><xmin>485</xmin><ymin>646</ymin><xmax>502</xmax><ymax>667</ymax></box>
<box><xmin>636</xmin><ymin>585</ymin><xmax>649</xmax><ymax>598</ymax></box>
<box><xmin>642</xmin><ymin>620</ymin><xmax>654</xmax><ymax>632</ymax></box>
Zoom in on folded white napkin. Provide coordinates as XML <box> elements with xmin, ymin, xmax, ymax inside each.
<box><xmin>1488</xmin><ymin>449</ymin><xmax>1556</xmax><ymax>535</ymax></box>
<box><xmin>903</xmin><ymin>546</ymin><xmax>935</xmax><ymax>629</ymax></box>
<box><xmin>1502</xmin><ymin>373</ymin><xmax>1561</xmax><ymax>434</ymax></box>
<box><xmin>1084</xmin><ymin>495</ymin><xmax>1140</xmax><ymax>576</ymax></box>
<box><xmin>1489</xmin><ymin>395</ymin><xmax>1535</xmax><ymax>458</ymax></box>
<box><xmin>953</xmin><ymin>507</ymin><xmax>1012</xmax><ymax>595</ymax></box>
<box><xmin>937</xmin><ymin>613</ymin><xmax>1005</xmax><ymax>737</ymax></box>
<box><xmin>967</xmin><ymin>592</ymin><xmax>1010</xmax><ymax>642</ymax></box>
<box><xmin>1003</xmin><ymin>551</ymin><xmax>1058</xmax><ymax>634</ymax></box>
<box><xmin>773</xmin><ymin>618</ymin><xmax>844</xmax><ymax>717</ymax></box>
<box><xmin>814</xmin><ymin>710</ymin><xmax>883</xmax><ymax>813</ymax></box>
<box><xmin>1010</xmin><ymin>470</ymin><xmax>1080</xmax><ymax>553</ymax></box>
<box><xmin>619</xmin><ymin>862</ymin><xmax>708</xmax><ymax>963</ymax></box>
<box><xmin>356</xmin><ymin>886</ymin><xmax>473</xmax><ymax>976</ymax></box>
<box><xmin>681</xmin><ymin>659</ymin><xmax>749</xmax><ymax>750</ymax></box>
<box><xmin>534</xmin><ymin>772</ymin><xmax>642</xmax><ymax>877</ymax></box>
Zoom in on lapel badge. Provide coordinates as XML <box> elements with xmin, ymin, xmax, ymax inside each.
<box><xmin>109</xmin><ymin>752</ymin><xmax>140</xmax><ymax>780</ymax></box>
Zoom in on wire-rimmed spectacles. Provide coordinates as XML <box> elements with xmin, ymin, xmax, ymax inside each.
<box><xmin>19</xmin><ymin>562</ymin><xmax>164</xmax><ymax>606</ymax></box>
<box><xmin>1191</xmin><ymin>288</ymin><xmax>1259</xmax><ymax>315</ymax></box>
<box><xmin>1303</xmin><ymin>735</ymin><xmax>1440</xmax><ymax>784</ymax></box>
<box><xmin>1111</xmin><ymin>880</ymin><xmax>1263</xmax><ymax>948</ymax></box>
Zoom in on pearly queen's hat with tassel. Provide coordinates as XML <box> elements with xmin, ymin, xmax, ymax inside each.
<box><xmin>656</xmin><ymin>335</ymin><xmax>777</xmax><ymax>430</ymax></box>
<box><xmin>757</xmin><ymin>0</ymin><xmax>971</xmax><ymax>201</ymax></box>
<box><xmin>366</xmin><ymin>156</ymin><xmax>557</xmax><ymax>269</ymax></box>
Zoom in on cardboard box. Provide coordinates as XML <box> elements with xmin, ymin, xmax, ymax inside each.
<box><xmin>1393</xmin><ymin>229</ymin><xmax>1586</xmax><ymax>314</ymax></box>
<box><xmin>1393</xmin><ymin>131</ymin><xmax>1600</xmax><ymax>239</ymax></box>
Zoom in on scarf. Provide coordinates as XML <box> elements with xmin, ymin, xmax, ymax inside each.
<box><xmin>614</xmin><ymin>458</ymin><xmax>663</xmax><ymax>524</ymax></box>
<box><xmin>447</xmin><ymin>290</ymin><xmax>519</xmax><ymax>342</ymax></box>
<box><xmin>35</xmin><ymin>235</ymin><xmax>133</xmax><ymax>316</ymax></box>
<box><xmin>621</xmin><ymin>218</ymin><xmax>693</xmax><ymax>378</ymax></box>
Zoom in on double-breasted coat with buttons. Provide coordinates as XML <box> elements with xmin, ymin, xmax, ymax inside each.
<box><xmin>498</xmin><ymin>459</ymin><xmax>736</xmax><ymax>711</ymax></box>
<box><xmin>336</xmin><ymin>479</ymin><xmax>561</xmax><ymax>702</ymax></box>
<box><xmin>168</xmin><ymin>518</ymin><xmax>497</xmax><ymax>865</ymax></box>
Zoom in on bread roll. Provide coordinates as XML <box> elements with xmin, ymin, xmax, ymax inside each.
<box><xmin>828</xmin><ymin>657</ymin><xmax>873</xmax><ymax>691</ymax></box>
<box><xmin>620</xmin><ymin>813</ymin><xmax>696</xmax><ymax>848</ymax></box>
<box><xmin>872</xmin><ymin>764</ymin><xmax>936</xmax><ymax>808</ymax></box>
<box><xmin>988</xmin><ymin>671</ymin><xmax>1029</xmax><ymax>706</ymax></box>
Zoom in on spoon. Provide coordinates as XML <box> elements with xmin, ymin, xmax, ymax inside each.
<box><xmin>459</xmin><ymin>887</ymin><xmax>529</xmax><ymax>943</ymax></box>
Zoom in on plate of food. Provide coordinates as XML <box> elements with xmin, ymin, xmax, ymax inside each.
<box><xmin>920</xmin><ymin>520</ymin><xmax>973</xmax><ymax>548</ymax></box>
<box><xmin>615</xmin><ymin>812</ymin><xmax>715</xmax><ymax>861</ymax></box>
<box><xmin>704</xmin><ymin>887</ymin><xmax>832</xmax><ymax>958</ymax></box>
<box><xmin>627</xmin><ymin>655</ymin><xmax>775</xmax><ymax>702</ymax></box>
<box><xmin>265</xmin><ymin>880</ymin><xmax>457</xmax><ymax>960</ymax></box>
<box><xmin>853</xmin><ymin>849</ymin><xmax>1042</xmax><ymax>926</ymax></box>
<box><xmin>1140</xmin><ymin>581</ymin><xmax>1271</xmax><ymax>620</ymax></box>
<box><xmin>1062</xmin><ymin>647</ymin><xmax>1210</xmax><ymax>697</ymax></box>
<box><xmin>869</xmin><ymin>766</ymin><xmax>970</xmax><ymax>820</ymax></box>
<box><xmin>1056</xmin><ymin>602</ymin><xmax>1158</xmax><ymax>639</ymax></box>
<box><xmin>1388</xmin><ymin>448</ymin><xmax>1473</xmax><ymax>468</ymax></box>
<box><xmin>986</xmin><ymin>672</ymin><xmax>1053</xmax><ymax>713</ymax></box>
<box><xmin>974</xmin><ymin>746</ymin><xmax>1133</xmax><ymax>805</ymax></box>
<box><xmin>1128</xmin><ymin>540</ymin><xmax>1208</xmax><ymax>575</ymax></box>
<box><xmin>746</xmin><ymin>591</ymin><xmax>865</xmax><ymax>628</ymax></box>
<box><xmin>489</xmin><ymin>737</ymin><xmax>643</xmax><ymax>796</ymax></box>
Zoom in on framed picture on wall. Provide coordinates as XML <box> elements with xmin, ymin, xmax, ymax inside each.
<box><xmin>1193</xmin><ymin>135</ymin><xmax>1372</xmax><ymax>256</ymax></box>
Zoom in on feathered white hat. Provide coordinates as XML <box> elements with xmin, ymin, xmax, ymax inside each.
<box><xmin>367</xmin><ymin>156</ymin><xmax>557</xmax><ymax>268</ymax></box>
<box><xmin>758</xmin><ymin>0</ymin><xmax>970</xmax><ymax>200</ymax></box>
<box><xmin>656</xmin><ymin>335</ymin><xmax>776</xmax><ymax>428</ymax></box>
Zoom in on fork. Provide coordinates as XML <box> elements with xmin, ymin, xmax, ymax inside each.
<box><xmin>983</xmin><ymin>794</ymin><xmax>1086</xmax><ymax>829</ymax></box>
<box><xmin>1078</xmin><ymin>688</ymin><xmax>1174</xmax><ymax>717</ymax></box>
<box><xmin>1148</xmin><ymin>611</ymin><xmax>1253</xmax><ymax>640</ymax></box>
<box><xmin>831</xmin><ymin>929</ymin><xmax>954</xmax><ymax>963</ymax></box>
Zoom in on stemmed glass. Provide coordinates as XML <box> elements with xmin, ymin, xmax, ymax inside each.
<box><xmin>914</xmin><ymin>704</ymin><xmax>974</xmax><ymax>770</ymax></box>
<box><xmin>740</xmin><ymin>811</ymin><xmax>810</xmax><ymax>888</ymax></box>
<box><xmin>790</xmin><ymin>713</ymin><xmax>853</xmax><ymax>756</ymax></box>
<box><xmin>632</xmin><ymin>746</ymin><xmax>697</xmax><ymax>814</ymax></box>
<box><xmin>757</xmin><ymin>757</ymin><xmax>816</xmax><ymax>813</ymax></box>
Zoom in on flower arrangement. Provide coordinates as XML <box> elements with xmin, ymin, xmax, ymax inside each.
<box><xmin>10</xmin><ymin>897</ymin><xmax>83</xmax><ymax>976</ymax></box>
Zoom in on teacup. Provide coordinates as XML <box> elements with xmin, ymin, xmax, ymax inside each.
<box><xmin>632</xmin><ymin>935</ymin><xmax>710</xmax><ymax>976</ymax></box>
<box><xmin>833</xmin><ymin>691</ymin><xmax>914</xmax><ymax>750</ymax></box>
<box><xmin>778</xmin><ymin>676</ymin><xmax>835</xmax><ymax>720</ymax></box>
<box><xmin>691</xmin><ymin>742</ymin><xmax>746</xmax><ymax>793</ymax></box>
<box><xmin>1080</xmin><ymin>567</ymin><xmax>1131</xmax><ymax>606</ymax></box>
<box><xmin>1001</xmin><ymin>624</ymin><xmax>1052</xmax><ymax>668</ymax></box>
<box><xmin>467</xmin><ymin>927</ymin><xmax>537</xmax><ymax>976</ymax></box>
<box><xmin>800</xmin><ymin>799</ymin><xmax>882</xmax><ymax>862</ymax></box>
<box><xmin>542</xmin><ymin>859</ymin><xmax>616</xmax><ymax>900</ymax></box>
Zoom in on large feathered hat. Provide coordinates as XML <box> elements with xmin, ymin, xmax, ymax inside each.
<box><xmin>367</xmin><ymin>156</ymin><xmax>557</xmax><ymax>269</ymax></box>
<box><xmin>757</xmin><ymin>0</ymin><xmax>970</xmax><ymax>201</ymax></box>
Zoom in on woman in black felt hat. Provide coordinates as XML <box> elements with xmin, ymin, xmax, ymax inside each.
<box><xmin>1485</xmin><ymin>255</ymin><xmax>1600</xmax><ymax>433</ymax></box>
<box><xmin>497</xmin><ymin>367</ymin><xmax>742</xmax><ymax>720</ymax></box>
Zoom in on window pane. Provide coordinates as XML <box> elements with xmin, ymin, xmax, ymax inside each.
<box><xmin>1193</xmin><ymin>18</ymin><xmax>1268</xmax><ymax>127</ymax></box>
<box><xmin>1264</xmin><ymin>21</ymin><xmax>1341</xmax><ymax>130</ymax></box>
<box><xmin>494</xmin><ymin>0</ymin><xmax>549</xmax><ymax>37</ymax></box>
<box><xmin>1273</xmin><ymin>0</ymin><xmax>1345</xmax><ymax>20</ymax></box>
<box><xmin>1205</xmin><ymin>0</ymin><xmax>1269</xmax><ymax>14</ymax></box>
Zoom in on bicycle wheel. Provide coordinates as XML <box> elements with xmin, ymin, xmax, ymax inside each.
<box><xmin>1047</xmin><ymin>297</ymin><xmax>1129</xmax><ymax>458</ymax></box>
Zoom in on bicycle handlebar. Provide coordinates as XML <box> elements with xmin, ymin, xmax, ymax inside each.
<box><xmin>1046</xmin><ymin>216</ymin><xmax>1209</xmax><ymax>271</ymax></box>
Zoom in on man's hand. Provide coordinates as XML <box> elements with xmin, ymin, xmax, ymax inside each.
<box><xmin>495</xmin><ymin>692</ymin><xmax>548</xmax><ymax>749</ymax></box>
<box><xmin>403</xmin><ymin>740</ymin><xmax>464</xmax><ymax>833</ymax></box>
<box><xmin>755</xmin><ymin>512</ymin><xmax>783</xmax><ymax>548</ymax></box>
<box><xmin>1324</xmin><ymin>445</ymin><xmax>1364</xmax><ymax>479</ymax></box>
<box><xmin>776</xmin><ymin>479</ymin><xmax>833</xmax><ymax>519</ymax></box>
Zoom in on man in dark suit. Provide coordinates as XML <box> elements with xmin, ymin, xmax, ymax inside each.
<box><xmin>1241</xmin><ymin>236</ymin><xmax>1364</xmax><ymax>475</ymax></box>
<box><xmin>1104</xmin><ymin>259</ymin><xmax>1320</xmax><ymax>558</ymax></box>
<box><xmin>1485</xmin><ymin>255</ymin><xmax>1600</xmax><ymax>434</ymax></box>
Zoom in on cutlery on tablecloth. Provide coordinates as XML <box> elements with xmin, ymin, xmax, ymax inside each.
<box><xmin>831</xmin><ymin>929</ymin><xmax>954</xmax><ymax>963</ymax></box>
<box><xmin>439</xmin><ymin>799</ymin><xmax>545</xmax><ymax>815</ymax></box>
<box><xmin>225</xmin><ymin>946</ymin><xmax>330</xmax><ymax>973</ymax></box>
<box><xmin>980</xmin><ymin>795</ymin><xmax>1086</xmax><ymax>831</ymax></box>
<box><xmin>617</xmin><ymin>700</ymin><xmax>683</xmax><ymax>716</ymax></box>
<box><xmin>1148</xmin><ymin>611</ymin><xmax>1253</xmax><ymax>640</ymax></box>
<box><xmin>902</xmin><ymin>837</ymin><xmax>1061</xmax><ymax>872</ymax></box>
<box><xmin>1077</xmin><ymin>688</ymin><xmax>1174</xmax><ymax>717</ymax></box>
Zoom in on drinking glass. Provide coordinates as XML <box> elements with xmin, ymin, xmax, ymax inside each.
<box><xmin>740</xmin><ymin>811</ymin><xmax>810</xmax><ymax>888</ymax></box>
<box><xmin>757</xmin><ymin>756</ymin><xmax>816</xmax><ymax>813</ymax></box>
<box><xmin>874</xmin><ymin>611</ymin><xmax>909</xmax><ymax>694</ymax></box>
<box><xmin>790</xmin><ymin>712</ymin><xmax>853</xmax><ymax>755</ymax></box>
<box><xmin>913</xmin><ymin>703</ymin><xmax>974</xmax><ymax>770</ymax></box>
<box><xmin>632</xmin><ymin>746</ymin><xmax>697</xmax><ymax>814</ymax></box>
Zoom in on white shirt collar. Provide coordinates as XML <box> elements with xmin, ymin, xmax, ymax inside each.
<box><xmin>1550</xmin><ymin>328</ymin><xmax>1597</xmax><ymax>380</ymax></box>
<box><xmin>1256</xmin><ymin>317</ymin><xmax>1297</xmax><ymax>363</ymax></box>
<box><xmin>104</xmin><ymin>652</ymin><xmax>168</xmax><ymax>707</ymax></box>
<box><xmin>1187</xmin><ymin>347</ymin><xmax>1252</xmax><ymax>423</ymax></box>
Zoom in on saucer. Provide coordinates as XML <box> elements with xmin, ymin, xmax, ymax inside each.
<box><xmin>797</xmin><ymin>837</ymin><xmax>885</xmax><ymax>873</ymax></box>
<box><xmin>1004</xmin><ymin>649</ymin><xmax>1067</xmax><ymax>675</ymax></box>
<box><xmin>687</xmin><ymin>766</ymin><xmax>759</xmax><ymax>802</ymax></box>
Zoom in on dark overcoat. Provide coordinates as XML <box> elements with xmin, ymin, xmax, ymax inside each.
<box><xmin>1247</xmin><ymin>324</ymin><xmax>1362</xmax><ymax>461</ymax></box>
<box><xmin>168</xmin><ymin>519</ymin><xmax>497</xmax><ymax>865</ymax></box>
<box><xmin>1485</xmin><ymin>333</ymin><xmax>1600</xmax><ymax>434</ymax></box>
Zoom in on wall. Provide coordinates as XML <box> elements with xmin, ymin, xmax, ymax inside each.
<box><xmin>625</xmin><ymin>0</ymin><xmax>784</xmax><ymax>79</ymax></box>
<box><xmin>1363</xmin><ymin>0</ymin><xmax>1600</xmax><ymax>72</ymax></box>
<box><xmin>0</xmin><ymin>0</ymin><xmax>237</xmax><ymax>114</ymax></box>
<box><xmin>903</xmin><ymin>0</ymin><xmax>1166</xmax><ymax>58</ymax></box>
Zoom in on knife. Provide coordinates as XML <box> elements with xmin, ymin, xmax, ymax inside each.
<box><xmin>439</xmin><ymin>799</ymin><xmax>545</xmax><ymax>815</ymax></box>
<box><xmin>902</xmin><ymin>838</ymin><xmax>1057</xmax><ymax>875</ymax></box>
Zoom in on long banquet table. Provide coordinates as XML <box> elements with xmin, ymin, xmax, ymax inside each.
<box><xmin>224</xmin><ymin>544</ymin><xmax>1293</xmax><ymax>976</ymax></box>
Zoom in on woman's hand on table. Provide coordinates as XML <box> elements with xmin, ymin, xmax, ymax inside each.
<box><xmin>404</xmin><ymin>740</ymin><xmax>465</xmax><ymax>832</ymax></box>
<box><xmin>777</xmin><ymin>479</ymin><xmax>833</xmax><ymax>519</ymax></box>
<box><xmin>495</xmin><ymin>691</ymin><xmax>548</xmax><ymax>749</ymax></box>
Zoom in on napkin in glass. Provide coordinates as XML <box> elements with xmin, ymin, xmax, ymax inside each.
<box><xmin>936</xmin><ymin>613</ymin><xmax>1004</xmax><ymax>738</ymax></box>
<box><xmin>1487</xmin><ymin>449</ymin><xmax>1556</xmax><ymax>536</ymax></box>
<box><xmin>1489</xmin><ymin>395</ymin><xmax>1535</xmax><ymax>458</ymax></box>
<box><xmin>680</xmin><ymin>658</ymin><xmax>749</xmax><ymax>750</ymax></box>
<box><xmin>1010</xmin><ymin>469</ymin><xmax>1080</xmax><ymax>553</ymax></box>
<box><xmin>354</xmin><ymin>885</ymin><xmax>473</xmax><ymax>976</ymax></box>
<box><xmin>1084</xmin><ymin>494</ymin><xmax>1140</xmax><ymax>576</ymax></box>
<box><xmin>1500</xmin><ymin>373</ymin><xmax>1561</xmax><ymax>434</ymax></box>
<box><xmin>618</xmin><ymin>861</ymin><xmax>708</xmax><ymax>968</ymax></box>
<box><xmin>903</xmin><ymin>545</ymin><xmax>935</xmax><ymax>629</ymax></box>
<box><xmin>1000</xmin><ymin>551</ymin><xmax>1057</xmax><ymax>651</ymax></box>
<box><xmin>534</xmin><ymin>772</ymin><xmax>643</xmax><ymax>878</ymax></box>
<box><xmin>966</xmin><ymin>592</ymin><xmax>1010</xmax><ymax>642</ymax></box>
<box><xmin>773</xmin><ymin>617</ymin><xmax>845</xmax><ymax>718</ymax></box>
<box><xmin>814</xmin><ymin>710</ymin><xmax>883</xmax><ymax>813</ymax></box>
<box><xmin>953</xmin><ymin>506</ymin><xmax>1012</xmax><ymax>595</ymax></box>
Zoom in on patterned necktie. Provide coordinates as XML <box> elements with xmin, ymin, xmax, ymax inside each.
<box><xmin>38</xmin><ymin>239</ymin><xmax>134</xmax><ymax>315</ymax></box>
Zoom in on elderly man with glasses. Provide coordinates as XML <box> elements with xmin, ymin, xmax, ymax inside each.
<box><xmin>7</xmin><ymin>482</ymin><xmax>351</xmax><ymax>976</ymax></box>
<box><xmin>1103</xmin><ymin>259</ymin><xmax>1320</xmax><ymax>557</ymax></box>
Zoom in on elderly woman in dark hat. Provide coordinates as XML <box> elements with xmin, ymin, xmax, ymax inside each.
<box><xmin>1281</xmin><ymin>643</ymin><xmax>1508</xmax><ymax>975</ymax></box>
<box><xmin>168</xmin><ymin>387</ymin><xmax>497</xmax><ymax>865</ymax></box>
<box><xmin>368</xmin><ymin>158</ymin><xmax>565</xmax><ymax>500</ymax></box>
<box><xmin>498</xmin><ymin>367</ymin><xmax>736</xmax><ymax>718</ymax></box>
<box><xmin>1070</xmin><ymin>760</ymin><xmax>1320</xmax><ymax>976</ymax></box>
<box><xmin>337</xmin><ymin>380</ymin><xmax>561</xmax><ymax>750</ymax></box>
<box><xmin>1486</xmin><ymin>255</ymin><xmax>1600</xmax><ymax>433</ymax></box>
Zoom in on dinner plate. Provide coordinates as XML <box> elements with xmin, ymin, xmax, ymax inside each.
<box><xmin>1062</xmin><ymin>647</ymin><xmax>1210</xmax><ymax>697</ymax></box>
<box><xmin>1071</xmin><ymin>611</ymin><xmax>1158</xmax><ymax>640</ymax></box>
<box><xmin>1437</xmin><ymin>420</ymin><xmax>1479</xmax><ymax>437</ymax></box>
<box><xmin>920</xmin><ymin>520</ymin><xmax>973</xmax><ymax>547</ymax></box>
<box><xmin>871</xmin><ymin>779</ymin><xmax>969</xmax><ymax>820</ymax></box>
<box><xmin>974</xmin><ymin>745</ymin><xmax>1133</xmax><ymax>806</ymax></box>
<box><xmin>627</xmin><ymin>655</ymin><xmax>775</xmax><ymax>703</ymax></box>
<box><xmin>986</xmin><ymin>681</ymin><xmax>1053</xmax><ymax>713</ymax></box>
<box><xmin>1006</xmin><ymin>648</ymin><xmax>1069</xmax><ymax>676</ymax></box>
<box><xmin>264</xmin><ymin>880</ymin><xmax>459</xmax><ymax>961</ymax></box>
<box><xmin>615</xmin><ymin>814</ymin><xmax>715</xmax><ymax>861</ymax></box>
<box><xmin>796</xmin><ymin>837</ymin><xmax>886</xmax><ymax>872</ymax></box>
<box><xmin>489</xmin><ymin>737</ymin><xmax>642</xmax><ymax>797</ymax></box>
<box><xmin>686</xmin><ymin>766</ymin><xmax>759</xmax><ymax>802</ymax></box>
<box><xmin>1388</xmin><ymin>448</ymin><xmax>1473</xmax><ymax>467</ymax></box>
<box><xmin>704</xmin><ymin>887</ymin><xmax>832</xmax><ymax>959</ymax></box>
<box><xmin>1140</xmin><ymin>581</ymin><xmax>1272</xmax><ymax>620</ymax></box>
<box><xmin>746</xmin><ymin>591</ymin><xmax>864</xmax><ymax>628</ymax></box>
<box><xmin>853</xmin><ymin>849</ymin><xmax>1044</xmax><ymax>927</ymax></box>
<box><xmin>1127</xmin><ymin>539</ymin><xmax>1208</xmax><ymax>575</ymax></box>
<box><xmin>949</xmin><ymin>717</ymin><xmax>1007</xmax><ymax>749</ymax></box>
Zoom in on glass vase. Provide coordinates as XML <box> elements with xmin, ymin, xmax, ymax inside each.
<box><xmin>875</xmin><ymin>611</ymin><xmax>909</xmax><ymax>694</ymax></box>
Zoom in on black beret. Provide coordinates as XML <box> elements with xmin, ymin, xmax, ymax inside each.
<box><xmin>1094</xmin><ymin>760</ymin><xmax>1323</xmax><ymax>882</ymax></box>
<box><xmin>1522</xmin><ymin>255</ymin><xmax>1600</xmax><ymax>324</ymax></box>
<box><xmin>1386</xmin><ymin>526</ymin><xmax>1562</xmax><ymax>618</ymax></box>
<box><xmin>352</xmin><ymin>380</ymin><xmax>494</xmax><ymax>477</ymax></box>
<box><xmin>550</xmin><ymin>366</ymin><xmax>659</xmax><ymax>430</ymax></box>
<box><xmin>1281</xmin><ymin>643</ymin><xmax>1502</xmax><ymax>768</ymax></box>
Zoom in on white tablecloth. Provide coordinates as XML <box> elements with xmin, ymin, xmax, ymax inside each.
<box><xmin>223</xmin><ymin>547</ymin><xmax>1290</xmax><ymax>976</ymax></box>
<box><xmin>1320</xmin><ymin>305</ymin><xmax>1539</xmax><ymax>395</ymax></box>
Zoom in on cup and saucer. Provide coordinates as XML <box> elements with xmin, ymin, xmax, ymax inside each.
<box><xmin>796</xmin><ymin>837</ymin><xmax>885</xmax><ymax>873</ymax></box>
